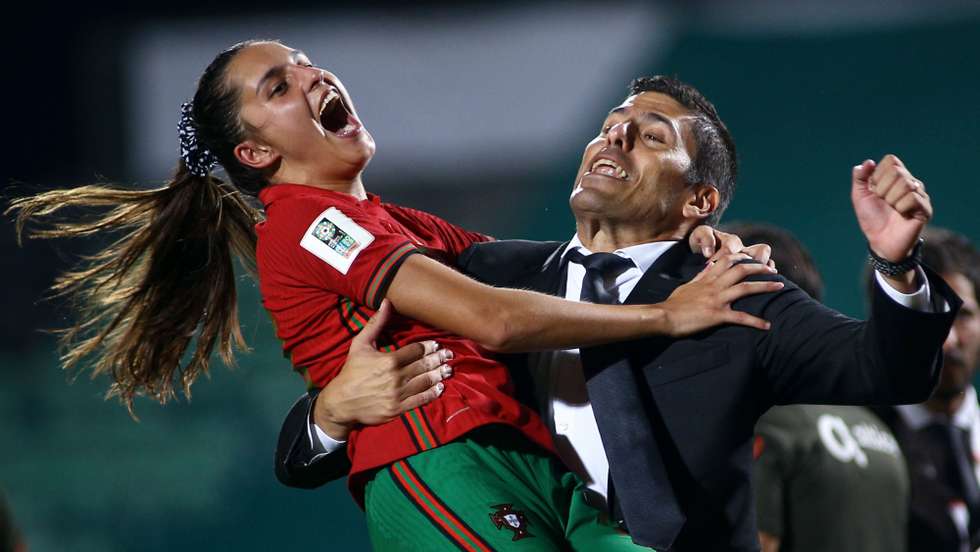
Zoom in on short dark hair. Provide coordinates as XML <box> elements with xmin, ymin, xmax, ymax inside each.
<box><xmin>922</xmin><ymin>226</ymin><xmax>980</xmax><ymax>295</ymax></box>
<box><xmin>629</xmin><ymin>76</ymin><xmax>737</xmax><ymax>225</ymax></box>
<box><xmin>722</xmin><ymin>222</ymin><xmax>824</xmax><ymax>301</ymax></box>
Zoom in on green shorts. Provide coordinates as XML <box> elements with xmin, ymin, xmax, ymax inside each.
<box><xmin>364</xmin><ymin>426</ymin><xmax>653</xmax><ymax>551</ymax></box>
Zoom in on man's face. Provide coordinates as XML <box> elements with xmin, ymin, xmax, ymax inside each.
<box><xmin>935</xmin><ymin>272</ymin><xmax>980</xmax><ymax>398</ymax></box>
<box><xmin>227</xmin><ymin>42</ymin><xmax>375</xmax><ymax>181</ymax></box>
<box><xmin>570</xmin><ymin>91</ymin><xmax>698</xmax><ymax>226</ymax></box>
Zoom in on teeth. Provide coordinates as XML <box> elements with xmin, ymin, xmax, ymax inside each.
<box><xmin>590</xmin><ymin>158</ymin><xmax>628</xmax><ymax>179</ymax></box>
<box><xmin>319</xmin><ymin>90</ymin><xmax>340</xmax><ymax>115</ymax></box>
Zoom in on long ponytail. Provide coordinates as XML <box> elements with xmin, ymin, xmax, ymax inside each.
<box><xmin>7</xmin><ymin>40</ymin><xmax>269</xmax><ymax>414</ymax></box>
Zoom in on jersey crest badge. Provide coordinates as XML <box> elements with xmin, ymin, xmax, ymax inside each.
<box><xmin>300</xmin><ymin>207</ymin><xmax>375</xmax><ymax>274</ymax></box>
<box><xmin>489</xmin><ymin>503</ymin><xmax>533</xmax><ymax>541</ymax></box>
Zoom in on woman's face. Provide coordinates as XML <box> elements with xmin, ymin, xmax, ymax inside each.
<box><xmin>226</xmin><ymin>41</ymin><xmax>375</xmax><ymax>183</ymax></box>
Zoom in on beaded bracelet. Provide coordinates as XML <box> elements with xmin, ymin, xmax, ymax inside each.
<box><xmin>868</xmin><ymin>238</ymin><xmax>923</xmax><ymax>277</ymax></box>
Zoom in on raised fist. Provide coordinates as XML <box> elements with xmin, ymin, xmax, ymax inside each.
<box><xmin>851</xmin><ymin>154</ymin><xmax>932</xmax><ymax>262</ymax></box>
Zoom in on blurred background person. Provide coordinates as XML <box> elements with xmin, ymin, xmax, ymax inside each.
<box><xmin>726</xmin><ymin>222</ymin><xmax>909</xmax><ymax>552</ymax></box>
<box><xmin>873</xmin><ymin>227</ymin><xmax>980</xmax><ymax>552</ymax></box>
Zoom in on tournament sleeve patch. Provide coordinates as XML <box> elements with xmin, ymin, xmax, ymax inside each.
<box><xmin>300</xmin><ymin>207</ymin><xmax>375</xmax><ymax>274</ymax></box>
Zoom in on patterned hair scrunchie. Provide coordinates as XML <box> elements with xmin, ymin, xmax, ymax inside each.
<box><xmin>178</xmin><ymin>101</ymin><xmax>218</xmax><ymax>177</ymax></box>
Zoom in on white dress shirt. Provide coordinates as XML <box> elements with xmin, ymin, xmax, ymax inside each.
<box><xmin>314</xmin><ymin>236</ymin><xmax>938</xmax><ymax>498</ymax></box>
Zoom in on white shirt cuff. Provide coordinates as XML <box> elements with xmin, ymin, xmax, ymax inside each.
<box><xmin>312</xmin><ymin>423</ymin><xmax>347</xmax><ymax>454</ymax></box>
<box><xmin>307</xmin><ymin>405</ymin><xmax>347</xmax><ymax>456</ymax></box>
<box><xmin>875</xmin><ymin>267</ymin><xmax>939</xmax><ymax>312</ymax></box>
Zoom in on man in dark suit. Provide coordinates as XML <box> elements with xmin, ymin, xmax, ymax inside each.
<box><xmin>274</xmin><ymin>76</ymin><xmax>960</xmax><ymax>551</ymax></box>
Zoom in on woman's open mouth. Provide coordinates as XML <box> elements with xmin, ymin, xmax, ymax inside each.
<box><xmin>318</xmin><ymin>88</ymin><xmax>361</xmax><ymax>138</ymax></box>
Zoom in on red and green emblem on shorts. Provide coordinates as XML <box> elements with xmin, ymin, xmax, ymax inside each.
<box><xmin>489</xmin><ymin>503</ymin><xmax>533</xmax><ymax>541</ymax></box>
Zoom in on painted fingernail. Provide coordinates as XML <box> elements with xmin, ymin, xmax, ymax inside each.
<box><xmin>436</xmin><ymin>382</ymin><xmax>445</xmax><ymax>395</ymax></box>
<box><xmin>441</xmin><ymin>364</ymin><xmax>453</xmax><ymax>378</ymax></box>
<box><xmin>441</xmin><ymin>349</ymin><xmax>454</xmax><ymax>361</ymax></box>
<box><xmin>426</xmin><ymin>340</ymin><xmax>440</xmax><ymax>353</ymax></box>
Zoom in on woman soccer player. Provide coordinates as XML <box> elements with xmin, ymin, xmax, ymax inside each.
<box><xmin>9</xmin><ymin>40</ymin><xmax>780</xmax><ymax>550</ymax></box>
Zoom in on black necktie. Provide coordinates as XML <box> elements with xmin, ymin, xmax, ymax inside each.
<box><xmin>944</xmin><ymin>422</ymin><xmax>980</xmax><ymax>511</ymax></box>
<box><xmin>566</xmin><ymin>249</ymin><xmax>634</xmax><ymax>305</ymax></box>
<box><xmin>566</xmin><ymin>249</ymin><xmax>637</xmax><ymax>525</ymax></box>
<box><xmin>569</xmin><ymin>247</ymin><xmax>687</xmax><ymax>548</ymax></box>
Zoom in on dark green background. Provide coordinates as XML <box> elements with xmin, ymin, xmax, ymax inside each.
<box><xmin>2</xmin><ymin>17</ymin><xmax>978</xmax><ymax>551</ymax></box>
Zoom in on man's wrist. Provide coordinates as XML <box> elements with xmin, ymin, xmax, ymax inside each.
<box><xmin>313</xmin><ymin>387</ymin><xmax>354</xmax><ymax>442</ymax></box>
<box><xmin>879</xmin><ymin>269</ymin><xmax>918</xmax><ymax>294</ymax></box>
<box><xmin>868</xmin><ymin>238</ymin><xmax>923</xmax><ymax>276</ymax></box>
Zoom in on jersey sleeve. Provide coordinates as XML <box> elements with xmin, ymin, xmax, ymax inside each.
<box><xmin>753</xmin><ymin>406</ymin><xmax>808</xmax><ymax>538</ymax></box>
<box><xmin>289</xmin><ymin>201</ymin><xmax>423</xmax><ymax>309</ymax></box>
<box><xmin>383</xmin><ymin>203</ymin><xmax>493</xmax><ymax>259</ymax></box>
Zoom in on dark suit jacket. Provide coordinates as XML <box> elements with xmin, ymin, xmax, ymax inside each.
<box><xmin>275</xmin><ymin>239</ymin><xmax>960</xmax><ymax>551</ymax></box>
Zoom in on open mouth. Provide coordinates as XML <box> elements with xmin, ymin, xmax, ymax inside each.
<box><xmin>318</xmin><ymin>89</ymin><xmax>360</xmax><ymax>138</ymax></box>
<box><xmin>588</xmin><ymin>158</ymin><xmax>629</xmax><ymax>180</ymax></box>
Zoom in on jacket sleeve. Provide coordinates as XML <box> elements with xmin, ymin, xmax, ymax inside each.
<box><xmin>756</xmin><ymin>265</ymin><xmax>960</xmax><ymax>406</ymax></box>
<box><xmin>456</xmin><ymin>239</ymin><xmax>566</xmax><ymax>284</ymax></box>
<box><xmin>274</xmin><ymin>389</ymin><xmax>352</xmax><ymax>489</ymax></box>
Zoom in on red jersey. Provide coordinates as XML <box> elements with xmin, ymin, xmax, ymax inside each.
<box><xmin>255</xmin><ymin>184</ymin><xmax>555</xmax><ymax>503</ymax></box>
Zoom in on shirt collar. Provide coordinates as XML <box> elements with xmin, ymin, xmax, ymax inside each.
<box><xmin>896</xmin><ymin>385</ymin><xmax>979</xmax><ymax>431</ymax></box>
<box><xmin>258</xmin><ymin>183</ymin><xmax>382</xmax><ymax>208</ymax></box>
<box><xmin>561</xmin><ymin>234</ymin><xmax>679</xmax><ymax>274</ymax></box>
<box><xmin>954</xmin><ymin>386</ymin><xmax>979</xmax><ymax>430</ymax></box>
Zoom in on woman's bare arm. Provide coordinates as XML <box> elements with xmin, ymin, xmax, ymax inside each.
<box><xmin>386</xmin><ymin>252</ymin><xmax>782</xmax><ymax>353</ymax></box>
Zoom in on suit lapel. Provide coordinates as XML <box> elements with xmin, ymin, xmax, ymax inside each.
<box><xmin>624</xmin><ymin>240</ymin><xmax>703</xmax><ymax>306</ymax></box>
<box><xmin>589</xmin><ymin>240</ymin><xmax>701</xmax><ymax>376</ymax></box>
